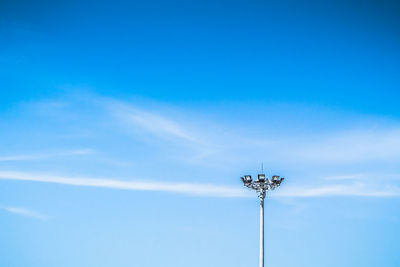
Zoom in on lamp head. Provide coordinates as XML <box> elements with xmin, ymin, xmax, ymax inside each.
<box><xmin>257</xmin><ymin>174</ymin><xmax>266</xmax><ymax>183</ymax></box>
<box><xmin>244</xmin><ymin>175</ymin><xmax>252</xmax><ymax>184</ymax></box>
<box><xmin>272</xmin><ymin>175</ymin><xmax>280</xmax><ymax>182</ymax></box>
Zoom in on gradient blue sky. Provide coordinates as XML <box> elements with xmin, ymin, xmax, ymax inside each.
<box><xmin>1</xmin><ymin>0</ymin><xmax>400</xmax><ymax>266</ymax></box>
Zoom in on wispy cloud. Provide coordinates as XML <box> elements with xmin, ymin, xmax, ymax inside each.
<box><xmin>322</xmin><ymin>173</ymin><xmax>400</xmax><ymax>181</ymax></box>
<box><xmin>0</xmin><ymin>149</ymin><xmax>94</xmax><ymax>161</ymax></box>
<box><xmin>275</xmin><ymin>183</ymin><xmax>400</xmax><ymax>197</ymax></box>
<box><xmin>2</xmin><ymin>96</ymin><xmax>400</xmax><ymax>199</ymax></box>
<box><xmin>0</xmin><ymin>171</ymin><xmax>398</xmax><ymax>198</ymax></box>
<box><xmin>288</xmin><ymin>128</ymin><xmax>400</xmax><ymax>164</ymax></box>
<box><xmin>1</xmin><ymin>206</ymin><xmax>47</xmax><ymax>220</ymax></box>
<box><xmin>107</xmin><ymin>100</ymin><xmax>222</xmax><ymax>164</ymax></box>
<box><xmin>110</xmin><ymin>102</ymin><xmax>199</xmax><ymax>143</ymax></box>
<box><xmin>110</xmin><ymin>101</ymin><xmax>400</xmax><ymax>166</ymax></box>
<box><xmin>0</xmin><ymin>171</ymin><xmax>249</xmax><ymax>198</ymax></box>
<box><xmin>323</xmin><ymin>174</ymin><xmax>366</xmax><ymax>181</ymax></box>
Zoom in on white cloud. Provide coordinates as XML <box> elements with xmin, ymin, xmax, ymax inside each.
<box><xmin>2</xmin><ymin>97</ymin><xmax>400</xmax><ymax>200</ymax></box>
<box><xmin>0</xmin><ymin>170</ymin><xmax>398</xmax><ymax>198</ymax></box>
<box><xmin>0</xmin><ymin>149</ymin><xmax>94</xmax><ymax>161</ymax></box>
<box><xmin>289</xmin><ymin>128</ymin><xmax>400</xmax><ymax>164</ymax></box>
<box><xmin>275</xmin><ymin>183</ymin><xmax>400</xmax><ymax>197</ymax></box>
<box><xmin>77</xmin><ymin>97</ymin><xmax>400</xmax><ymax>168</ymax></box>
<box><xmin>1</xmin><ymin>206</ymin><xmax>47</xmax><ymax>220</ymax></box>
<box><xmin>107</xmin><ymin>100</ymin><xmax>222</xmax><ymax>164</ymax></box>
<box><xmin>116</xmin><ymin>102</ymin><xmax>400</xmax><ymax>165</ymax></box>
<box><xmin>323</xmin><ymin>173</ymin><xmax>400</xmax><ymax>181</ymax></box>
<box><xmin>0</xmin><ymin>171</ymin><xmax>249</xmax><ymax>198</ymax></box>
<box><xmin>323</xmin><ymin>174</ymin><xmax>366</xmax><ymax>180</ymax></box>
<box><xmin>110</xmin><ymin>103</ymin><xmax>199</xmax><ymax>143</ymax></box>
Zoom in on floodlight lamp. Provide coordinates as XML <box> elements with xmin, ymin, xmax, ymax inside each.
<box><xmin>258</xmin><ymin>174</ymin><xmax>266</xmax><ymax>182</ymax></box>
<box><xmin>272</xmin><ymin>175</ymin><xmax>279</xmax><ymax>181</ymax></box>
<box><xmin>244</xmin><ymin>175</ymin><xmax>252</xmax><ymax>182</ymax></box>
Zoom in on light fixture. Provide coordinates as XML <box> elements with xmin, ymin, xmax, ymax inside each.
<box><xmin>241</xmin><ymin>170</ymin><xmax>285</xmax><ymax>267</ymax></box>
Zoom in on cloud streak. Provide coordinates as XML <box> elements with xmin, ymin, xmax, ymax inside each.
<box><xmin>2</xmin><ymin>97</ymin><xmax>400</xmax><ymax>199</ymax></box>
<box><xmin>286</xmin><ymin>128</ymin><xmax>400</xmax><ymax>164</ymax></box>
<box><xmin>1</xmin><ymin>206</ymin><xmax>47</xmax><ymax>220</ymax></box>
<box><xmin>110</xmin><ymin>102</ymin><xmax>199</xmax><ymax>143</ymax></box>
<box><xmin>275</xmin><ymin>183</ymin><xmax>400</xmax><ymax>197</ymax></box>
<box><xmin>110</xmin><ymin>100</ymin><xmax>400</xmax><ymax>167</ymax></box>
<box><xmin>0</xmin><ymin>149</ymin><xmax>94</xmax><ymax>161</ymax></box>
<box><xmin>0</xmin><ymin>171</ymin><xmax>249</xmax><ymax>198</ymax></box>
<box><xmin>0</xmin><ymin>171</ymin><xmax>398</xmax><ymax>198</ymax></box>
<box><xmin>107</xmin><ymin>100</ymin><xmax>221</xmax><ymax>164</ymax></box>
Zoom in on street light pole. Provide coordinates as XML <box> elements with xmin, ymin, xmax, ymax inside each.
<box><xmin>259</xmin><ymin>196</ymin><xmax>264</xmax><ymax>267</ymax></box>
<box><xmin>241</xmin><ymin>173</ymin><xmax>284</xmax><ymax>267</ymax></box>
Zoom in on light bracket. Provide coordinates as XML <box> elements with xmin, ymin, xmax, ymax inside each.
<box><xmin>241</xmin><ymin>173</ymin><xmax>284</xmax><ymax>200</ymax></box>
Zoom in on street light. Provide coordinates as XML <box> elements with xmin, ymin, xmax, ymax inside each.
<box><xmin>241</xmin><ymin>172</ymin><xmax>285</xmax><ymax>267</ymax></box>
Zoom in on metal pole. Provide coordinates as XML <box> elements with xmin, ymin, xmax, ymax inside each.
<box><xmin>259</xmin><ymin>197</ymin><xmax>264</xmax><ymax>267</ymax></box>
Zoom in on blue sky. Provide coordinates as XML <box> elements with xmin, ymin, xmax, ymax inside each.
<box><xmin>1</xmin><ymin>0</ymin><xmax>400</xmax><ymax>266</ymax></box>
